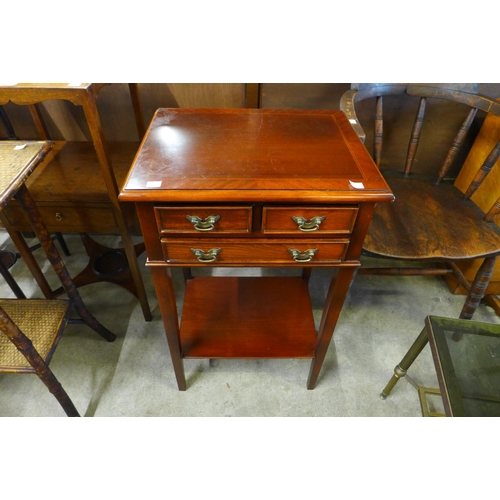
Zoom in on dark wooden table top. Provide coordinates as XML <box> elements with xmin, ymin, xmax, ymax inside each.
<box><xmin>120</xmin><ymin>108</ymin><xmax>393</xmax><ymax>204</ymax></box>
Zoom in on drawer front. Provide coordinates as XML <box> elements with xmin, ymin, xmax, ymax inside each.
<box><xmin>262</xmin><ymin>206</ymin><xmax>358</xmax><ymax>235</ymax></box>
<box><xmin>155</xmin><ymin>206</ymin><xmax>252</xmax><ymax>235</ymax></box>
<box><xmin>2</xmin><ymin>203</ymin><xmax>118</xmax><ymax>233</ymax></box>
<box><xmin>161</xmin><ymin>238</ymin><xmax>349</xmax><ymax>265</ymax></box>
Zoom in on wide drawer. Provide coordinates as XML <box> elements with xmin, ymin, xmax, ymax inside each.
<box><xmin>161</xmin><ymin>238</ymin><xmax>349</xmax><ymax>265</ymax></box>
<box><xmin>2</xmin><ymin>203</ymin><xmax>118</xmax><ymax>233</ymax></box>
<box><xmin>155</xmin><ymin>206</ymin><xmax>252</xmax><ymax>235</ymax></box>
<box><xmin>262</xmin><ymin>206</ymin><xmax>358</xmax><ymax>235</ymax></box>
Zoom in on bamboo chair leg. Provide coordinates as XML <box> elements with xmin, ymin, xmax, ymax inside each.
<box><xmin>0</xmin><ymin>307</ymin><xmax>80</xmax><ymax>417</ymax></box>
<box><xmin>34</xmin><ymin>358</ymin><xmax>80</xmax><ymax>417</ymax></box>
<box><xmin>380</xmin><ymin>327</ymin><xmax>428</xmax><ymax>399</ymax></box>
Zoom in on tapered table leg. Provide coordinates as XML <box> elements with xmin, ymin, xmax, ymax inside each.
<box><xmin>150</xmin><ymin>266</ymin><xmax>186</xmax><ymax>390</ymax></box>
<box><xmin>307</xmin><ymin>267</ymin><xmax>357</xmax><ymax>389</ymax></box>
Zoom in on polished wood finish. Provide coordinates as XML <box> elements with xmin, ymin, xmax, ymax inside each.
<box><xmin>0</xmin><ymin>84</ymin><xmax>151</xmax><ymax>321</ymax></box>
<box><xmin>341</xmin><ymin>84</ymin><xmax>500</xmax><ymax>320</ymax></box>
<box><xmin>181</xmin><ymin>277</ymin><xmax>317</xmax><ymax>358</ymax></box>
<box><xmin>121</xmin><ymin>109</ymin><xmax>392</xmax><ymax>202</ymax></box>
<box><xmin>120</xmin><ymin>109</ymin><xmax>393</xmax><ymax>390</ymax></box>
<box><xmin>262</xmin><ymin>206</ymin><xmax>358</xmax><ymax>235</ymax></box>
<box><xmin>161</xmin><ymin>238</ymin><xmax>349</xmax><ymax>265</ymax></box>
<box><xmin>155</xmin><ymin>205</ymin><xmax>252</xmax><ymax>234</ymax></box>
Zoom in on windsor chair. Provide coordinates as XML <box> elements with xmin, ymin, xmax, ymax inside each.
<box><xmin>340</xmin><ymin>83</ymin><xmax>500</xmax><ymax>320</ymax></box>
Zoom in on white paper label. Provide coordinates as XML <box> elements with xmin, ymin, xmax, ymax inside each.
<box><xmin>146</xmin><ymin>180</ymin><xmax>162</xmax><ymax>188</ymax></box>
<box><xmin>349</xmin><ymin>180</ymin><xmax>365</xmax><ymax>189</ymax></box>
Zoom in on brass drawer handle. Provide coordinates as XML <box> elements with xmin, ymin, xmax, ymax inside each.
<box><xmin>292</xmin><ymin>215</ymin><xmax>326</xmax><ymax>232</ymax></box>
<box><xmin>191</xmin><ymin>248</ymin><xmax>221</xmax><ymax>263</ymax></box>
<box><xmin>55</xmin><ymin>212</ymin><xmax>63</xmax><ymax>221</ymax></box>
<box><xmin>288</xmin><ymin>248</ymin><xmax>318</xmax><ymax>263</ymax></box>
<box><xmin>186</xmin><ymin>215</ymin><xmax>221</xmax><ymax>231</ymax></box>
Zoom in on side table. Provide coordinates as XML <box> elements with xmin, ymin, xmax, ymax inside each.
<box><xmin>0</xmin><ymin>140</ymin><xmax>118</xmax><ymax>416</ymax></box>
<box><xmin>0</xmin><ymin>83</ymin><xmax>151</xmax><ymax>321</ymax></box>
<box><xmin>120</xmin><ymin>108</ymin><xmax>393</xmax><ymax>390</ymax></box>
<box><xmin>0</xmin><ymin>140</ymin><xmax>115</xmax><ymax>341</ymax></box>
<box><xmin>381</xmin><ymin>315</ymin><xmax>500</xmax><ymax>416</ymax></box>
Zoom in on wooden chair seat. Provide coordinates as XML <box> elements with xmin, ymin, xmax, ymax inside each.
<box><xmin>0</xmin><ymin>298</ymin><xmax>70</xmax><ymax>372</ymax></box>
<box><xmin>340</xmin><ymin>83</ymin><xmax>500</xmax><ymax>320</ymax></box>
<box><xmin>365</xmin><ymin>174</ymin><xmax>500</xmax><ymax>260</ymax></box>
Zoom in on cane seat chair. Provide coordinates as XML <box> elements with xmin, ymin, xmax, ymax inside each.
<box><xmin>0</xmin><ymin>298</ymin><xmax>79</xmax><ymax>416</ymax></box>
<box><xmin>340</xmin><ymin>83</ymin><xmax>500</xmax><ymax>320</ymax></box>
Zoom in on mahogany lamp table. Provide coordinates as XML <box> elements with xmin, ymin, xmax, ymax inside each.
<box><xmin>119</xmin><ymin>109</ymin><xmax>393</xmax><ymax>390</ymax></box>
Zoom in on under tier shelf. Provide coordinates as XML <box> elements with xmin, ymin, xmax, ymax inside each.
<box><xmin>180</xmin><ymin>276</ymin><xmax>317</xmax><ymax>359</ymax></box>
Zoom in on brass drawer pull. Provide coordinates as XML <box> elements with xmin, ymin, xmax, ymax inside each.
<box><xmin>55</xmin><ymin>212</ymin><xmax>63</xmax><ymax>221</ymax></box>
<box><xmin>292</xmin><ymin>215</ymin><xmax>326</xmax><ymax>232</ymax></box>
<box><xmin>186</xmin><ymin>215</ymin><xmax>221</xmax><ymax>231</ymax></box>
<box><xmin>191</xmin><ymin>248</ymin><xmax>221</xmax><ymax>263</ymax></box>
<box><xmin>288</xmin><ymin>248</ymin><xmax>318</xmax><ymax>263</ymax></box>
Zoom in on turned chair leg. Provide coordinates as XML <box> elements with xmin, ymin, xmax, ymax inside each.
<box><xmin>459</xmin><ymin>256</ymin><xmax>497</xmax><ymax>320</ymax></box>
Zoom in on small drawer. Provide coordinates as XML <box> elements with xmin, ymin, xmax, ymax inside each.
<box><xmin>2</xmin><ymin>203</ymin><xmax>118</xmax><ymax>233</ymax></box>
<box><xmin>155</xmin><ymin>206</ymin><xmax>252</xmax><ymax>235</ymax></box>
<box><xmin>161</xmin><ymin>238</ymin><xmax>349</xmax><ymax>265</ymax></box>
<box><xmin>262</xmin><ymin>206</ymin><xmax>358</xmax><ymax>235</ymax></box>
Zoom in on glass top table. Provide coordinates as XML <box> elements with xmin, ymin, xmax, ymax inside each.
<box><xmin>426</xmin><ymin>315</ymin><xmax>500</xmax><ymax>417</ymax></box>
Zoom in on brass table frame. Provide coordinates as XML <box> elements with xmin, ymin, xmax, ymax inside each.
<box><xmin>381</xmin><ymin>314</ymin><xmax>500</xmax><ymax>417</ymax></box>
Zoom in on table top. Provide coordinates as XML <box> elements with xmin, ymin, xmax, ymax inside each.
<box><xmin>426</xmin><ymin>315</ymin><xmax>500</xmax><ymax>417</ymax></box>
<box><xmin>0</xmin><ymin>141</ymin><xmax>53</xmax><ymax>208</ymax></box>
<box><xmin>119</xmin><ymin>108</ymin><xmax>393</xmax><ymax>204</ymax></box>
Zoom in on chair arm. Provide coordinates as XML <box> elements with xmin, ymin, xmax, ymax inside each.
<box><xmin>340</xmin><ymin>84</ymin><xmax>408</xmax><ymax>144</ymax></box>
<box><xmin>340</xmin><ymin>90</ymin><xmax>366</xmax><ymax>143</ymax></box>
